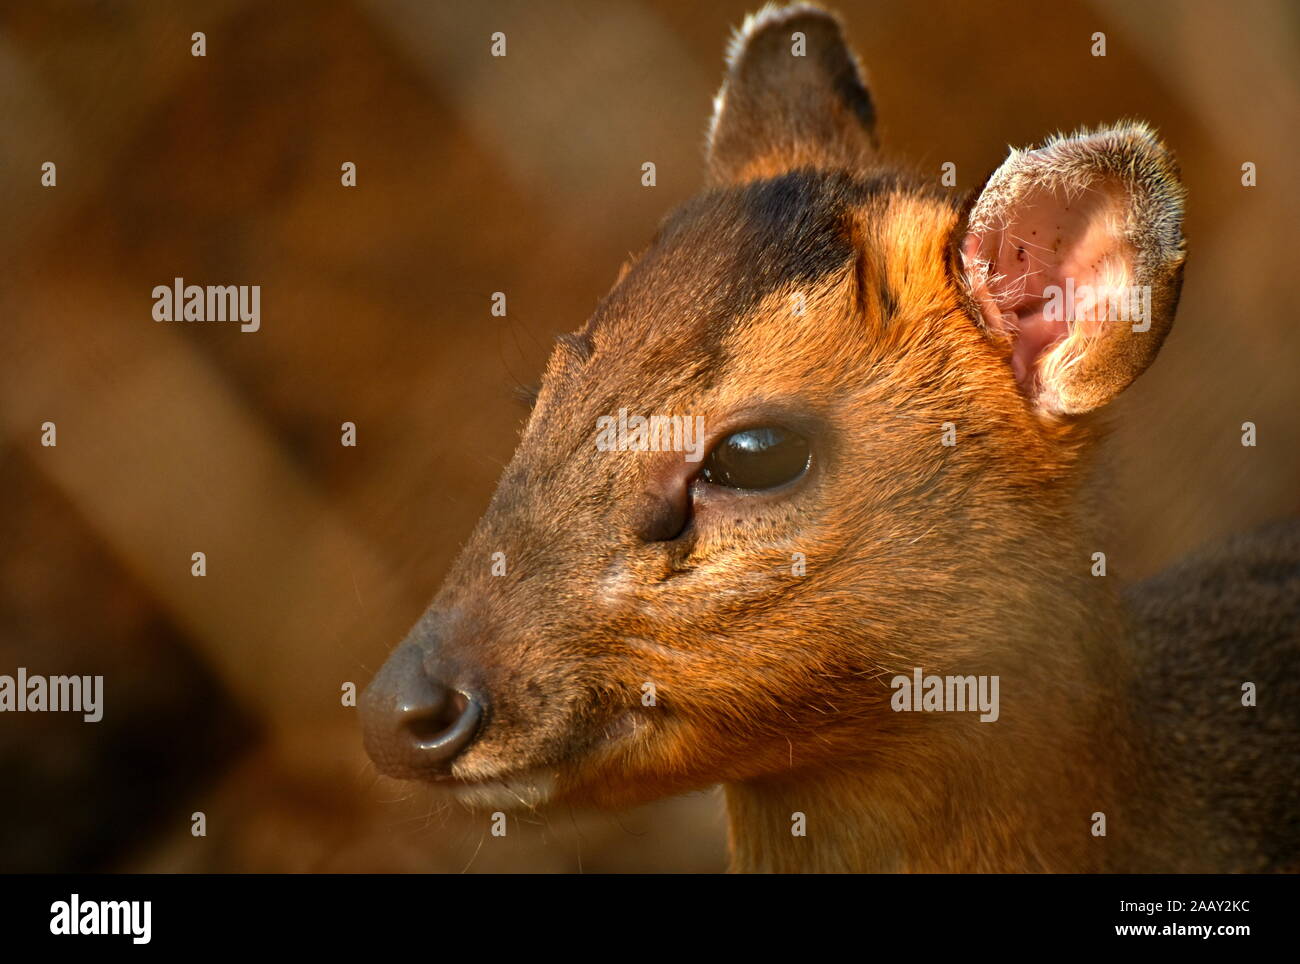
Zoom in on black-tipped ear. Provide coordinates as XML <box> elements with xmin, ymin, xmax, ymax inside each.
<box><xmin>706</xmin><ymin>3</ymin><xmax>877</xmax><ymax>186</ymax></box>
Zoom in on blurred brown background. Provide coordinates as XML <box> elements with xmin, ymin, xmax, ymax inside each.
<box><xmin>0</xmin><ymin>0</ymin><xmax>1296</xmax><ymax>872</ymax></box>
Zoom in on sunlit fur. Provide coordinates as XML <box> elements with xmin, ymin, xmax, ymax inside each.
<box><xmin>367</xmin><ymin>3</ymin><xmax>1299</xmax><ymax>873</ymax></box>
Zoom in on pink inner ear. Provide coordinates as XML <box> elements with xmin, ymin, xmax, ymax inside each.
<box><xmin>962</xmin><ymin>183</ymin><xmax>1132</xmax><ymax>389</ymax></box>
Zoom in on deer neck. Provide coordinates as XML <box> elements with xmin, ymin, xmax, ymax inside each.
<box><xmin>724</xmin><ymin>596</ymin><xmax>1149</xmax><ymax>873</ymax></box>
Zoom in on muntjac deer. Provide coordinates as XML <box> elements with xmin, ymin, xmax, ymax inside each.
<box><xmin>361</xmin><ymin>3</ymin><xmax>1300</xmax><ymax>872</ymax></box>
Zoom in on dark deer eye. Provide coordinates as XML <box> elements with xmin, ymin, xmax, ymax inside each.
<box><xmin>699</xmin><ymin>427</ymin><xmax>811</xmax><ymax>490</ymax></box>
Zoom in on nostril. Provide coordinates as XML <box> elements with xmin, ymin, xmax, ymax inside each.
<box><xmin>402</xmin><ymin>689</ymin><xmax>469</xmax><ymax>741</ymax></box>
<box><xmin>399</xmin><ymin>685</ymin><xmax>484</xmax><ymax>763</ymax></box>
<box><xmin>361</xmin><ymin>642</ymin><xmax>487</xmax><ymax>776</ymax></box>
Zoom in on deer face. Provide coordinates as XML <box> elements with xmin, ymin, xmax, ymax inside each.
<box><xmin>361</xmin><ymin>4</ymin><xmax>1185</xmax><ymax>812</ymax></box>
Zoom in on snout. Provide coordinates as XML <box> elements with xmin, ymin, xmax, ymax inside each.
<box><xmin>361</xmin><ymin>643</ymin><xmax>486</xmax><ymax>779</ymax></box>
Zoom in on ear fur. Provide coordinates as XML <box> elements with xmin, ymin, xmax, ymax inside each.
<box><xmin>960</xmin><ymin>122</ymin><xmax>1186</xmax><ymax>416</ymax></box>
<box><xmin>706</xmin><ymin>3</ymin><xmax>877</xmax><ymax>186</ymax></box>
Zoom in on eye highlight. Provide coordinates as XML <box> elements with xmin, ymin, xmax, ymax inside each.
<box><xmin>698</xmin><ymin>427</ymin><xmax>811</xmax><ymax>491</ymax></box>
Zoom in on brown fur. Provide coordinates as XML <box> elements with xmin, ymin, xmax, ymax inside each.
<box><xmin>361</xmin><ymin>3</ymin><xmax>1299</xmax><ymax>872</ymax></box>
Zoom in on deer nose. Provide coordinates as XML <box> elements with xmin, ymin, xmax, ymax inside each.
<box><xmin>361</xmin><ymin>644</ymin><xmax>485</xmax><ymax>777</ymax></box>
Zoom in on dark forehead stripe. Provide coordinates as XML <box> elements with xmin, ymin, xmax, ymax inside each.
<box><xmin>653</xmin><ymin>171</ymin><xmax>853</xmax><ymax>315</ymax></box>
<box><xmin>597</xmin><ymin>170</ymin><xmax>910</xmax><ymax>332</ymax></box>
<box><xmin>537</xmin><ymin>170</ymin><xmax>921</xmax><ymax>437</ymax></box>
